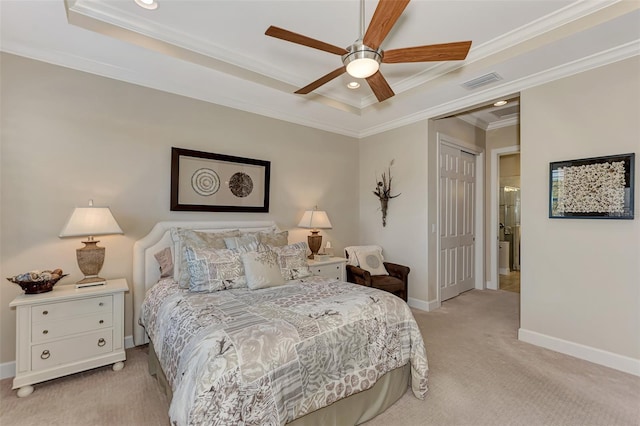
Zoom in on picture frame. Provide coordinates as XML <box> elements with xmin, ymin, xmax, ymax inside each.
<box><xmin>171</xmin><ymin>147</ymin><xmax>270</xmax><ymax>212</ymax></box>
<box><xmin>549</xmin><ymin>153</ymin><xmax>634</xmax><ymax>219</ymax></box>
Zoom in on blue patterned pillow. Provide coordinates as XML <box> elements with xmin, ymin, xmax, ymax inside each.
<box><xmin>184</xmin><ymin>246</ymin><xmax>247</xmax><ymax>292</ymax></box>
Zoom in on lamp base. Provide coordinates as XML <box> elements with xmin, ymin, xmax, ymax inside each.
<box><xmin>307</xmin><ymin>232</ymin><xmax>322</xmax><ymax>259</ymax></box>
<box><xmin>76</xmin><ymin>240</ymin><xmax>106</xmax><ymax>287</ymax></box>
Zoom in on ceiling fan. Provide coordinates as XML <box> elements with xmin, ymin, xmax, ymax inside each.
<box><xmin>265</xmin><ymin>0</ymin><xmax>472</xmax><ymax>103</ymax></box>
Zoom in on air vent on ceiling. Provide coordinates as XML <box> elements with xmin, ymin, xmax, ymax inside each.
<box><xmin>462</xmin><ymin>72</ymin><xmax>503</xmax><ymax>90</ymax></box>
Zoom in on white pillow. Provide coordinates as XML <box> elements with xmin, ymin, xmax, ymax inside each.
<box><xmin>355</xmin><ymin>249</ymin><xmax>388</xmax><ymax>276</ymax></box>
<box><xmin>345</xmin><ymin>245</ymin><xmax>383</xmax><ymax>266</ymax></box>
<box><xmin>241</xmin><ymin>250</ymin><xmax>285</xmax><ymax>290</ymax></box>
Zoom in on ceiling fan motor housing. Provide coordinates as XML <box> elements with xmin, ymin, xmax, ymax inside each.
<box><xmin>342</xmin><ymin>43</ymin><xmax>383</xmax><ymax>79</ymax></box>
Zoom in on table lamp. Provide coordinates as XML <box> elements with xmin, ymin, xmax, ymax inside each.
<box><xmin>59</xmin><ymin>200</ymin><xmax>123</xmax><ymax>288</ymax></box>
<box><xmin>298</xmin><ymin>207</ymin><xmax>332</xmax><ymax>259</ymax></box>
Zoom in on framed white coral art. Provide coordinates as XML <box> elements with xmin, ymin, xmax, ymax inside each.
<box><xmin>549</xmin><ymin>153</ymin><xmax>635</xmax><ymax>219</ymax></box>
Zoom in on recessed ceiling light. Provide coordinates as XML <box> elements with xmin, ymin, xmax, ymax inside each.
<box><xmin>347</xmin><ymin>82</ymin><xmax>360</xmax><ymax>90</ymax></box>
<box><xmin>493</xmin><ymin>100</ymin><xmax>508</xmax><ymax>107</ymax></box>
<box><xmin>134</xmin><ymin>0</ymin><xmax>158</xmax><ymax>10</ymax></box>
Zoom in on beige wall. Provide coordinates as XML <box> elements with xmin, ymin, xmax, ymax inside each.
<box><xmin>500</xmin><ymin>153</ymin><xmax>521</xmax><ymax>178</ymax></box>
<box><xmin>358</xmin><ymin>121</ymin><xmax>429</xmax><ymax>303</ymax></box>
<box><xmin>0</xmin><ymin>54</ymin><xmax>359</xmax><ymax>364</ymax></box>
<box><xmin>520</xmin><ymin>56</ymin><xmax>640</xmax><ymax>361</ymax></box>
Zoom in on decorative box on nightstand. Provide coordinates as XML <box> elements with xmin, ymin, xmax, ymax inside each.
<box><xmin>308</xmin><ymin>256</ymin><xmax>347</xmax><ymax>281</ymax></box>
<box><xmin>9</xmin><ymin>278</ymin><xmax>128</xmax><ymax>397</ymax></box>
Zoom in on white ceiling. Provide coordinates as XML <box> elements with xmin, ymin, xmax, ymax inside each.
<box><xmin>1</xmin><ymin>0</ymin><xmax>639</xmax><ymax>137</ymax></box>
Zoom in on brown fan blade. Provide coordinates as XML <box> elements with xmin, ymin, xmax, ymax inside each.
<box><xmin>366</xmin><ymin>71</ymin><xmax>395</xmax><ymax>102</ymax></box>
<box><xmin>382</xmin><ymin>41</ymin><xmax>472</xmax><ymax>63</ymax></box>
<box><xmin>265</xmin><ymin>26</ymin><xmax>348</xmax><ymax>56</ymax></box>
<box><xmin>295</xmin><ymin>66</ymin><xmax>347</xmax><ymax>95</ymax></box>
<box><xmin>363</xmin><ymin>0</ymin><xmax>411</xmax><ymax>50</ymax></box>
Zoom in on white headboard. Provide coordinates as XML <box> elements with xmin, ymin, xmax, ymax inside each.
<box><xmin>132</xmin><ymin>220</ymin><xmax>278</xmax><ymax>345</ymax></box>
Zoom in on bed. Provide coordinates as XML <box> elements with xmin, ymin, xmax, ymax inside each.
<box><xmin>133</xmin><ymin>220</ymin><xmax>428</xmax><ymax>425</ymax></box>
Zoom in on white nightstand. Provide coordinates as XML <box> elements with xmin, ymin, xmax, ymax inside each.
<box><xmin>9</xmin><ymin>278</ymin><xmax>128</xmax><ymax>397</ymax></box>
<box><xmin>308</xmin><ymin>257</ymin><xmax>347</xmax><ymax>281</ymax></box>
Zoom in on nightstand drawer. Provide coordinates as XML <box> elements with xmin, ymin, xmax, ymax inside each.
<box><xmin>311</xmin><ymin>264</ymin><xmax>343</xmax><ymax>280</ymax></box>
<box><xmin>31</xmin><ymin>313</ymin><xmax>113</xmax><ymax>343</ymax></box>
<box><xmin>31</xmin><ymin>296</ymin><xmax>112</xmax><ymax>323</ymax></box>
<box><xmin>31</xmin><ymin>330</ymin><xmax>113</xmax><ymax>371</ymax></box>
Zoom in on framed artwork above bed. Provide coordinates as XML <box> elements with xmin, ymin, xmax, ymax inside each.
<box><xmin>171</xmin><ymin>147</ymin><xmax>270</xmax><ymax>212</ymax></box>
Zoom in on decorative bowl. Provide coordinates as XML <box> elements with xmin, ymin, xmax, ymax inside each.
<box><xmin>7</xmin><ymin>274</ymin><xmax>68</xmax><ymax>294</ymax></box>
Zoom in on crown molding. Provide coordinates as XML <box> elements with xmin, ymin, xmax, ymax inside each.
<box><xmin>358</xmin><ymin>41</ymin><xmax>639</xmax><ymax>138</ymax></box>
<box><xmin>0</xmin><ymin>40</ymin><xmax>362</xmax><ymax>138</ymax></box>
<box><xmin>486</xmin><ymin>116</ymin><xmax>520</xmax><ymax>131</ymax></box>
<box><xmin>67</xmin><ymin>0</ymin><xmax>620</xmax><ymax>112</ymax></box>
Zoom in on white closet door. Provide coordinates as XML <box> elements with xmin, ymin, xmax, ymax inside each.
<box><xmin>440</xmin><ymin>144</ymin><xmax>476</xmax><ymax>301</ymax></box>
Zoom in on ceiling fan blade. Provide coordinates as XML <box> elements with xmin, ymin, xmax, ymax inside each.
<box><xmin>363</xmin><ymin>0</ymin><xmax>411</xmax><ymax>50</ymax></box>
<box><xmin>295</xmin><ymin>66</ymin><xmax>347</xmax><ymax>95</ymax></box>
<box><xmin>366</xmin><ymin>71</ymin><xmax>395</xmax><ymax>102</ymax></box>
<box><xmin>382</xmin><ymin>41</ymin><xmax>472</xmax><ymax>63</ymax></box>
<box><xmin>265</xmin><ymin>26</ymin><xmax>348</xmax><ymax>56</ymax></box>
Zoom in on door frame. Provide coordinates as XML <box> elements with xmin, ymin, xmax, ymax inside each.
<box><xmin>436</xmin><ymin>132</ymin><xmax>485</xmax><ymax>305</ymax></box>
<box><xmin>488</xmin><ymin>145</ymin><xmax>520</xmax><ymax>290</ymax></box>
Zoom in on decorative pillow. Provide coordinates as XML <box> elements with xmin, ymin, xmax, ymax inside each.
<box><xmin>271</xmin><ymin>242</ymin><xmax>312</xmax><ymax>280</ymax></box>
<box><xmin>241</xmin><ymin>249</ymin><xmax>285</xmax><ymax>290</ymax></box>
<box><xmin>171</xmin><ymin>228</ymin><xmax>241</xmax><ymax>288</ymax></box>
<box><xmin>154</xmin><ymin>247</ymin><xmax>174</xmax><ymax>278</ymax></box>
<box><xmin>224</xmin><ymin>234</ymin><xmax>259</xmax><ymax>250</ymax></box>
<box><xmin>345</xmin><ymin>245</ymin><xmax>384</xmax><ymax>267</ymax></box>
<box><xmin>257</xmin><ymin>230</ymin><xmax>289</xmax><ymax>247</ymax></box>
<box><xmin>355</xmin><ymin>249</ymin><xmax>389</xmax><ymax>276</ymax></box>
<box><xmin>184</xmin><ymin>247</ymin><xmax>247</xmax><ymax>292</ymax></box>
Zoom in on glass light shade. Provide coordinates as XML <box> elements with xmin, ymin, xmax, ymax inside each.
<box><xmin>298</xmin><ymin>210</ymin><xmax>332</xmax><ymax>230</ymax></box>
<box><xmin>346</xmin><ymin>58</ymin><xmax>380</xmax><ymax>79</ymax></box>
<box><xmin>59</xmin><ymin>207</ymin><xmax>124</xmax><ymax>238</ymax></box>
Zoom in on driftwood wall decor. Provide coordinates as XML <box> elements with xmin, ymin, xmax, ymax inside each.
<box><xmin>373</xmin><ymin>160</ymin><xmax>400</xmax><ymax>226</ymax></box>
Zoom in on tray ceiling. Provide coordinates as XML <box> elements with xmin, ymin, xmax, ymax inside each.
<box><xmin>1</xmin><ymin>0</ymin><xmax>638</xmax><ymax>137</ymax></box>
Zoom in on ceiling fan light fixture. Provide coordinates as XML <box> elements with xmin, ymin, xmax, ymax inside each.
<box><xmin>343</xmin><ymin>44</ymin><xmax>382</xmax><ymax>79</ymax></box>
<box><xmin>134</xmin><ymin>0</ymin><xmax>158</xmax><ymax>10</ymax></box>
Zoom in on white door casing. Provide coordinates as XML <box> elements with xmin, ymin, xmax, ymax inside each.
<box><xmin>439</xmin><ymin>141</ymin><xmax>476</xmax><ymax>301</ymax></box>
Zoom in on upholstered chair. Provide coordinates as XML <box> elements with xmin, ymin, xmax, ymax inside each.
<box><xmin>344</xmin><ymin>246</ymin><xmax>410</xmax><ymax>302</ymax></box>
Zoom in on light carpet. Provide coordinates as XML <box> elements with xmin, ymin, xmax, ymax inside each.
<box><xmin>1</xmin><ymin>289</ymin><xmax>638</xmax><ymax>426</ymax></box>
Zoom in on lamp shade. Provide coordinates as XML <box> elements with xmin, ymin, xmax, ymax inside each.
<box><xmin>298</xmin><ymin>210</ymin><xmax>332</xmax><ymax>230</ymax></box>
<box><xmin>59</xmin><ymin>206</ymin><xmax>123</xmax><ymax>238</ymax></box>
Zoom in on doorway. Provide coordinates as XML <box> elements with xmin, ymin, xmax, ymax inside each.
<box><xmin>498</xmin><ymin>153</ymin><xmax>521</xmax><ymax>293</ymax></box>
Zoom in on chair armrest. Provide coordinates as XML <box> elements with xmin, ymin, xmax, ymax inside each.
<box><xmin>346</xmin><ymin>265</ymin><xmax>372</xmax><ymax>286</ymax></box>
<box><xmin>384</xmin><ymin>262</ymin><xmax>410</xmax><ymax>282</ymax></box>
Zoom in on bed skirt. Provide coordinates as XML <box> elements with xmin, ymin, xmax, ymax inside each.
<box><xmin>147</xmin><ymin>341</ymin><xmax>410</xmax><ymax>425</ymax></box>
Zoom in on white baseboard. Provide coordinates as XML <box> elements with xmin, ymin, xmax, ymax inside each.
<box><xmin>518</xmin><ymin>328</ymin><xmax>640</xmax><ymax>377</ymax></box>
<box><xmin>0</xmin><ymin>361</ymin><xmax>15</xmax><ymax>380</ymax></box>
<box><xmin>124</xmin><ymin>334</ymin><xmax>135</xmax><ymax>349</ymax></box>
<box><xmin>0</xmin><ymin>335</ymin><xmax>136</xmax><ymax>380</ymax></box>
<box><xmin>408</xmin><ymin>297</ymin><xmax>440</xmax><ymax>312</ymax></box>
<box><xmin>499</xmin><ymin>267</ymin><xmax>510</xmax><ymax>275</ymax></box>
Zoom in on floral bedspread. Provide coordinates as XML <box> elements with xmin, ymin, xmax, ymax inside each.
<box><xmin>140</xmin><ymin>275</ymin><xmax>429</xmax><ymax>426</ymax></box>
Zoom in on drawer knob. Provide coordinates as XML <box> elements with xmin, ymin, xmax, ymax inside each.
<box><xmin>99</xmin><ymin>320</ymin><xmax>104</xmax><ymax>324</ymax></box>
<box><xmin>40</xmin><ymin>350</ymin><xmax>50</xmax><ymax>360</ymax></box>
<box><xmin>42</xmin><ymin>330</ymin><xmax>48</xmax><ymax>335</ymax></box>
<box><xmin>98</xmin><ymin>302</ymin><xmax>104</xmax><ymax>307</ymax></box>
<box><xmin>42</xmin><ymin>310</ymin><xmax>48</xmax><ymax>316</ymax></box>
<box><xmin>97</xmin><ymin>338</ymin><xmax>106</xmax><ymax>347</ymax></box>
